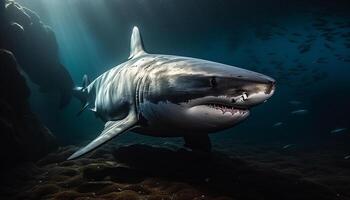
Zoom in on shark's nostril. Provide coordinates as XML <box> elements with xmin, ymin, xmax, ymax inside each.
<box><xmin>231</xmin><ymin>98</ymin><xmax>236</xmax><ymax>103</ymax></box>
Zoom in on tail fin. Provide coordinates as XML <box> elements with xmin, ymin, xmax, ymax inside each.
<box><xmin>73</xmin><ymin>75</ymin><xmax>90</xmax><ymax>116</ymax></box>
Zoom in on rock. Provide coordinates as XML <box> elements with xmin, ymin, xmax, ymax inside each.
<box><xmin>30</xmin><ymin>184</ymin><xmax>61</xmax><ymax>199</ymax></box>
<box><xmin>124</xmin><ymin>184</ymin><xmax>152</xmax><ymax>195</ymax></box>
<box><xmin>76</xmin><ymin>181</ymin><xmax>114</xmax><ymax>193</ymax></box>
<box><xmin>212</xmin><ymin>197</ymin><xmax>234</xmax><ymax>200</ymax></box>
<box><xmin>0</xmin><ymin>1</ymin><xmax>73</xmax><ymax>108</ymax></box>
<box><xmin>0</xmin><ymin>50</ymin><xmax>57</xmax><ymax>166</ymax></box>
<box><xmin>100</xmin><ymin>190</ymin><xmax>140</xmax><ymax>200</ymax></box>
<box><xmin>50</xmin><ymin>175</ymin><xmax>71</xmax><ymax>183</ymax></box>
<box><xmin>48</xmin><ymin>166</ymin><xmax>79</xmax><ymax>177</ymax></box>
<box><xmin>146</xmin><ymin>195</ymin><xmax>172</xmax><ymax>200</ymax></box>
<box><xmin>164</xmin><ymin>182</ymin><xmax>194</xmax><ymax>194</ymax></box>
<box><xmin>96</xmin><ymin>183</ymin><xmax>123</xmax><ymax>195</ymax></box>
<box><xmin>174</xmin><ymin>188</ymin><xmax>203</xmax><ymax>200</ymax></box>
<box><xmin>58</xmin><ymin>175</ymin><xmax>84</xmax><ymax>188</ymax></box>
<box><xmin>109</xmin><ymin>166</ymin><xmax>145</xmax><ymax>183</ymax></box>
<box><xmin>52</xmin><ymin>190</ymin><xmax>92</xmax><ymax>200</ymax></box>
<box><xmin>60</xmin><ymin>160</ymin><xmax>77</xmax><ymax>167</ymax></box>
<box><xmin>82</xmin><ymin>162</ymin><xmax>144</xmax><ymax>183</ymax></box>
<box><xmin>82</xmin><ymin>163</ymin><xmax>114</xmax><ymax>181</ymax></box>
<box><xmin>37</xmin><ymin>146</ymin><xmax>77</xmax><ymax>166</ymax></box>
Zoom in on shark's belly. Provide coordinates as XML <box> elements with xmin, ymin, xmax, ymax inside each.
<box><xmin>137</xmin><ymin>101</ymin><xmax>227</xmax><ymax>137</ymax></box>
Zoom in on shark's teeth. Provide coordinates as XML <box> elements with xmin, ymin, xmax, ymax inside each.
<box><xmin>204</xmin><ymin>103</ymin><xmax>246</xmax><ymax>115</ymax></box>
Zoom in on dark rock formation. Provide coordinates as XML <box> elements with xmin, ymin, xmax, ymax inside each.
<box><xmin>0</xmin><ymin>0</ymin><xmax>73</xmax><ymax>108</ymax></box>
<box><xmin>0</xmin><ymin>49</ymin><xmax>57</xmax><ymax>166</ymax></box>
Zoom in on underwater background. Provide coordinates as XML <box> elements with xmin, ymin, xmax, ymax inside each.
<box><xmin>16</xmin><ymin>0</ymin><xmax>350</xmax><ymax>144</ymax></box>
<box><xmin>1</xmin><ymin>0</ymin><xmax>350</xmax><ymax>199</ymax></box>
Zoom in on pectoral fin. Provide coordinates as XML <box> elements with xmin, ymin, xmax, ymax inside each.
<box><xmin>68</xmin><ymin>113</ymin><xmax>138</xmax><ymax>160</ymax></box>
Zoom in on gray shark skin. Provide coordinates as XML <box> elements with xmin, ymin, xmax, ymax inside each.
<box><xmin>68</xmin><ymin>26</ymin><xmax>275</xmax><ymax>160</ymax></box>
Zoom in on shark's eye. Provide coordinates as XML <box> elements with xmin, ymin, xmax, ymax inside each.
<box><xmin>210</xmin><ymin>77</ymin><xmax>217</xmax><ymax>88</ymax></box>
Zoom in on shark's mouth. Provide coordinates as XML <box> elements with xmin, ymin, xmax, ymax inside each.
<box><xmin>202</xmin><ymin>103</ymin><xmax>248</xmax><ymax>115</ymax></box>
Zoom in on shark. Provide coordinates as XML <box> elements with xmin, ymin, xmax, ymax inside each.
<box><xmin>68</xmin><ymin>26</ymin><xmax>276</xmax><ymax>160</ymax></box>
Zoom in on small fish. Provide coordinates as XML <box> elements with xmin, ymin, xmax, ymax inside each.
<box><xmin>343</xmin><ymin>58</ymin><xmax>350</xmax><ymax>62</ymax></box>
<box><xmin>282</xmin><ymin>144</ymin><xmax>294</xmax><ymax>149</ymax></box>
<box><xmin>344</xmin><ymin>155</ymin><xmax>350</xmax><ymax>160</ymax></box>
<box><xmin>291</xmin><ymin>109</ymin><xmax>308</xmax><ymax>115</ymax></box>
<box><xmin>298</xmin><ymin>43</ymin><xmax>311</xmax><ymax>54</ymax></box>
<box><xmin>312</xmin><ymin>72</ymin><xmax>328</xmax><ymax>82</ymax></box>
<box><xmin>313</xmin><ymin>57</ymin><xmax>328</xmax><ymax>64</ymax></box>
<box><xmin>288</xmin><ymin>100</ymin><xmax>302</xmax><ymax>105</ymax></box>
<box><xmin>330</xmin><ymin>128</ymin><xmax>347</xmax><ymax>134</ymax></box>
<box><xmin>324</xmin><ymin>43</ymin><xmax>334</xmax><ymax>50</ymax></box>
<box><xmin>273</xmin><ymin>122</ymin><xmax>283</xmax><ymax>127</ymax></box>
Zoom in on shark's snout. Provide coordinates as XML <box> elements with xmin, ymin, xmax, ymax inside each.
<box><xmin>266</xmin><ymin>80</ymin><xmax>276</xmax><ymax>95</ymax></box>
<box><xmin>232</xmin><ymin>76</ymin><xmax>275</xmax><ymax>108</ymax></box>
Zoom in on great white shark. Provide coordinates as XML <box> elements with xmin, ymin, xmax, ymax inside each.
<box><xmin>68</xmin><ymin>26</ymin><xmax>276</xmax><ymax>160</ymax></box>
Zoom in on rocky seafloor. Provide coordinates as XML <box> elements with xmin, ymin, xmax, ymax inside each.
<box><xmin>1</xmin><ymin>139</ymin><xmax>349</xmax><ymax>200</ymax></box>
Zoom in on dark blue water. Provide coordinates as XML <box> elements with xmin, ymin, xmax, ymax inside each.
<box><xmin>16</xmin><ymin>0</ymin><xmax>350</xmax><ymax>146</ymax></box>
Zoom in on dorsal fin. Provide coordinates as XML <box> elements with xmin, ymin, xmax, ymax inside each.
<box><xmin>129</xmin><ymin>26</ymin><xmax>146</xmax><ymax>59</ymax></box>
<box><xmin>82</xmin><ymin>74</ymin><xmax>90</xmax><ymax>89</ymax></box>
